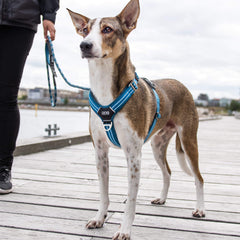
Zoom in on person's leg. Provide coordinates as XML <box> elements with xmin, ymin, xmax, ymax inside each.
<box><xmin>0</xmin><ymin>26</ymin><xmax>35</xmax><ymax>194</ymax></box>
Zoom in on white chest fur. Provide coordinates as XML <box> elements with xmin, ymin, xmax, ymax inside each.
<box><xmin>88</xmin><ymin>58</ymin><xmax>114</xmax><ymax>106</ymax></box>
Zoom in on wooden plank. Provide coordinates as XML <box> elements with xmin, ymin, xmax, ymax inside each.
<box><xmin>0</xmin><ymin>201</ymin><xmax>95</xmax><ymax>222</ymax></box>
<box><xmin>11</xmin><ymin>171</ymin><xmax>240</xmax><ymax>202</ymax></box>
<box><xmin>11</xmin><ymin>169</ymin><xmax>240</xmax><ymax>195</ymax></box>
<box><xmin>14</xmin><ymin>145</ymin><xmax>240</xmax><ymax>171</ymax></box>
<box><xmin>0</xmin><ymin>212</ymin><xmax>239</xmax><ymax>240</ymax></box>
<box><xmin>0</xmin><ymin>212</ymin><xmax>113</xmax><ymax>239</ymax></box>
<box><xmin>0</xmin><ymin>227</ymin><xmax>92</xmax><ymax>240</ymax></box>
<box><xmin>12</xmin><ymin>160</ymin><xmax>240</xmax><ymax>197</ymax></box>
<box><xmin>9</xmin><ymin>177</ymin><xmax>240</xmax><ymax>210</ymax></box>
<box><xmin>13</xmin><ymin>158</ymin><xmax>240</xmax><ymax>181</ymax></box>
<box><xmin>108</xmin><ymin>212</ymin><xmax>240</xmax><ymax>237</ymax></box>
<box><xmin>15</xmin><ymin>149</ymin><xmax>240</xmax><ymax>174</ymax></box>
<box><xmin>1</xmin><ymin>194</ymin><xmax>239</xmax><ymax>224</ymax></box>
<box><xmin>9</xmin><ymin>173</ymin><xmax>240</xmax><ymax>210</ymax></box>
<box><xmin>7</xmin><ymin>175</ymin><xmax>240</xmax><ymax>213</ymax></box>
<box><xmin>13</xmin><ymin>166</ymin><xmax>240</xmax><ymax>186</ymax></box>
<box><xmin>12</xmin><ymin>168</ymin><xmax>239</xmax><ymax>190</ymax></box>
<box><xmin>16</xmin><ymin>146</ymin><xmax>240</xmax><ymax>167</ymax></box>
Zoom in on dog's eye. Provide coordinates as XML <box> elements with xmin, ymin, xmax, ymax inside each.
<box><xmin>82</xmin><ymin>27</ymin><xmax>88</xmax><ymax>35</ymax></box>
<box><xmin>102</xmin><ymin>26</ymin><xmax>113</xmax><ymax>34</ymax></box>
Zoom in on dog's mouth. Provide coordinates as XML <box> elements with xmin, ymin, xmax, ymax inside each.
<box><xmin>81</xmin><ymin>53</ymin><xmax>95</xmax><ymax>59</ymax></box>
<box><xmin>82</xmin><ymin>53</ymin><xmax>108</xmax><ymax>59</ymax></box>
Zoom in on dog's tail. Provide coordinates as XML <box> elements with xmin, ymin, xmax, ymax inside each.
<box><xmin>175</xmin><ymin>133</ymin><xmax>193</xmax><ymax>176</ymax></box>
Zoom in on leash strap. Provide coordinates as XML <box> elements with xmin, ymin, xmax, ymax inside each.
<box><xmin>45</xmin><ymin>35</ymin><xmax>90</xmax><ymax>106</ymax></box>
<box><xmin>45</xmin><ymin>40</ymin><xmax>57</xmax><ymax>107</ymax></box>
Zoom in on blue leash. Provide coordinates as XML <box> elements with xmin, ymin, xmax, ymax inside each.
<box><xmin>45</xmin><ymin>35</ymin><xmax>90</xmax><ymax>106</ymax></box>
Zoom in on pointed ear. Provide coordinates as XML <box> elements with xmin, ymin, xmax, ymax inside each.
<box><xmin>67</xmin><ymin>8</ymin><xmax>90</xmax><ymax>36</ymax></box>
<box><xmin>117</xmin><ymin>0</ymin><xmax>140</xmax><ymax>36</ymax></box>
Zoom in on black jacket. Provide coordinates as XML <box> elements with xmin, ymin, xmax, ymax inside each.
<box><xmin>0</xmin><ymin>0</ymin><xmax>59</xmax><ymax>32</ymax></box>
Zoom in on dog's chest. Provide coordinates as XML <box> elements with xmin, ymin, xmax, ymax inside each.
<box><xmin>88</xmin><ymin>58</ymin><xmax>114</xmax><ymax>105</ymax></box>
<box><xmin>88</xmin><ymin>59</ymin><xmax>143</xmax><ymax>147</ymax></box>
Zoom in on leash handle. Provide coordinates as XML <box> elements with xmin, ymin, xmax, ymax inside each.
<box><xmin>45</xmin><ymin>35</ymin><xmax>90</xmax><ymax>106</ymax></box>
<box><xmin>45</xmin><ymin>38</ymin><xmax>57</xmax><ymax>107</ymax></box>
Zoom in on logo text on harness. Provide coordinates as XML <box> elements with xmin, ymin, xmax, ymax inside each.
<box><xmin>98</xmin><ymin>107</ymin><xmax>115</xmax><ymax>122</ymax></box>
<box><xmin>101</xmin><ymin>110</ymin><xmax>110</xmax><ymax>116</ymax></box>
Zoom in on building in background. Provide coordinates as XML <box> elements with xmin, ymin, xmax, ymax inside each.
<box><xmin>195</xmin><ymin>93</ymin><xmax>209</xmax><ymax>107</ymax></box>
<box><xmin>28</xmin><ymin>88</ymin><xmax>47</xmax><ymax>100</ymax></box>
<box><xmin>209</xmin><ymin>98</ymin><xmax>220</xmax><ymax>107</ymax></box>
<box><xmin>18</xmin><ymin>88</ymin><xmax>28</xmax><ymax>100</ymax></box>
<box><xmin>219</xmin><ymin>98</ymin><xmax>232</xmax><ymax>108</ymax></box>
<box><xmin>18</xmin><ymin>87</ymin><xmax>89</xmax><ymax>107</ymax></box>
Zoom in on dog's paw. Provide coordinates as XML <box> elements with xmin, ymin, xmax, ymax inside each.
<box><xmin>86</xmin><ymin>219</ymin><xmax>104</xmax><ymax>229</ymax></box>
<box><xmin>112</xmin><ymin>231</ymin><xmax>131</xmax><ymax>240</ymax></box>
<box><xmin>192</xmin><ymin>209</ymin><xmax>205</xmax><ymax>218</ymax></box>
<box><xmin>151</xmin><ymin>198</ymin><xmax>166</xmax><ymax>205</ymax></box>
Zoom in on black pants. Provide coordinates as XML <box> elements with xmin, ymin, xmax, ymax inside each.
<box><xmin>0</xmin><ymin>26</ymin><xmax>35</xmax><ymax>169</ymax></box>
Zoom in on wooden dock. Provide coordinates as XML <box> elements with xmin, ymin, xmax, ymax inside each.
<box><xmin>0</xmin><ymin>116</ymin><xmax>240</xmax><ymax>240</ymax></box>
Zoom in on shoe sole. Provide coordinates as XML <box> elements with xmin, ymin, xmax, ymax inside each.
<box><xmin>0</xmin><ymin>187</ymin><xmax>13</xmax><ymax>194</ymax></box>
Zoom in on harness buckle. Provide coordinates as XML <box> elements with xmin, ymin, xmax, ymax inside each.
<box><xmin>142</xmin><ymin>77</ymin><xmax>156</xmax><ymax>90</ymax></box>
<box><xmin>129</xmin><ymin>81</ymin><xmax>138</xmax><ymax>91</ymax></box>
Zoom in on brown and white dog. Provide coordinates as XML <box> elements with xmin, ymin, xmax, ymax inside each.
<box><xmin>68</xmin><ymin>0</ymin><xmax>205</xmax><ymax>239</ymax></box>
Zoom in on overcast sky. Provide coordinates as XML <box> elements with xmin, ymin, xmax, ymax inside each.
<box><xmin>21</xmin><ymin>0</ymin><xmax>240</xmax><ymax>99</ymax></box>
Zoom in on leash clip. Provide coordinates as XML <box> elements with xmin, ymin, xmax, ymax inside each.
<box><xmin>50</xmin><ymin>56</ymin><xmax>57</xmax><ymax>77</ymax></box>
<box><xmin>46</xmin><ymin>40</ymin><xmax>57</xmax><ymax>77</ymax></box>
<box><xmin>155</xmin><ymin>112</ymin><xmax>161</xmax><ymax>119</ymax></box>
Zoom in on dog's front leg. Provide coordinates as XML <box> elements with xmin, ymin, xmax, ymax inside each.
<box><xmin>113</xmin><ymin>145</ymin><xmax>142</xmax><ymax>240</ymax></box>
<box><xmin>86</xmin><ymin>139</ymin><xmax>109</xmax><ymax>229</ymax></box>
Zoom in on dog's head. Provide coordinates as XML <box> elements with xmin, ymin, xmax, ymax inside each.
<box><xmin>68</xmin><ymin>0</ymin><xmax>140</xmax><ymax>60</ymax></box>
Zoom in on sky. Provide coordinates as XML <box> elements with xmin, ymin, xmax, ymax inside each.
<box><xmin>21</xmin><ymin>0</ymin><xmax>240</xmax><ymax>100</ymax></box>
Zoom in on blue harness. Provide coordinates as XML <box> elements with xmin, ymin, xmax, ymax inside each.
<box><xmin>89</xmin><ymin>73</ymin><xmax>161</xmax><ymax>148</ymax></box>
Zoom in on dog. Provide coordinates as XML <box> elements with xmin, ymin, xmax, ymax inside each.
<box><xmin>68</xmin><ymin>0</ymin><xmax>205</xmax><ymax>239</ymax></box>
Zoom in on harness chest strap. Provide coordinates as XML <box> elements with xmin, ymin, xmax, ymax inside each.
<box><xmin>89</xmin><ymin>73</ymin><xmax>161</xmax><ymax>148</ymax></box>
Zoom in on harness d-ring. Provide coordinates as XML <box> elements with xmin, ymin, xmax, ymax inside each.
<box><xmin>104</xmin><ymin>122</ymin><xmax>113</xmax><ymax>132</ymax></box>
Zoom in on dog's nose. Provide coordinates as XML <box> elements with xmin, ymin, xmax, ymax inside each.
<box><xmin>80</xmin><ymin>41</ymin><xmax>93</xmax><ymax>52</ymax></box>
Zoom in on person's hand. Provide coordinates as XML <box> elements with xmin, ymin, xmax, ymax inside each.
<box><xmin>43</xmin><ymin>20</ymin><xmax>56</xmax><ymax>41</ymax></box>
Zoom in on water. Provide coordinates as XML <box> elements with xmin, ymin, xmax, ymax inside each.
<box><xmin>18</xmin><ymin>109</ymin><xmax>89</xmax><ymax>140</ymax></box>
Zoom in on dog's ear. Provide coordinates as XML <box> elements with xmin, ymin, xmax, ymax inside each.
<box><xmin>67</xmin><ymin>9</ymin><xmax>90</xmax><ymax>37</ymax></box>
<box><xmin>117</xmin><ymin>0</ymin><xmax>140</xmax><ymax>37</ymax></box>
